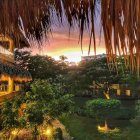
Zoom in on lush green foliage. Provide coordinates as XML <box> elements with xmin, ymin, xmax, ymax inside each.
<box><xmin>1</xmin><ymin>80</ymin><xmax>73</xmax><ymax>133</ymax></box>
<box><xmin>14</xmin><ymin>49</ymin><xmax>68</xmax><ymax>80</ymax></box>
<box><xmin>14</xmin><ymin>50</ymin><xmax>140</xmax><ymax>97</ymax></box>
<box><xmin>60</xmin><ymin>97</ymin><xmax>140</xmax><ymax>140</ymax></box>
<box><xmin>1</xmin><ymin>100</ymin><xmax>19</xmax><ymax>130</ymax></box>
<box><xmin>64</xmin><ymin>57</ymin><xmax>140</xmax><ymax>97</ymax></box>
<box><xmin>28</xmin><ymin>55</ymin><xmax>68</xmax><ymax>80</ymax></box>
<box><xmin>61</xmin><ymin>57</ymin><xmax>130</xmax><ymax>96</ymax></box>
<box><xmin>86</xmin><ymin>99</ymin><xmax>121</xmax><ymax>120</ymax></box>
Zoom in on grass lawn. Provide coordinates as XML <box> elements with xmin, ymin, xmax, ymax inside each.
<box><xmin>60</xmin><ymin>115</ymin><xmax>98</xmax><ymax>140</ymax></box>
<box><xmin>60</xmin><ymin>97</ymin><xmax>140</xmax><ymax>140</ymax></box>
<box><xmin>60</xmin><ymin>97</ymin><xmax>120</xmax><ymax>140</ymax></box>
<box><xmin>60</xmin><ymin>114</ymin><xmax>122</xmax><ymax>140</ymax></box>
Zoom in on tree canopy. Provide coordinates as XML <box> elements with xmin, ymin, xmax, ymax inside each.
<box><xmin>1</xmin><ymin>80</ymin><xmax>73</xmax><ymax>138</ymax></box>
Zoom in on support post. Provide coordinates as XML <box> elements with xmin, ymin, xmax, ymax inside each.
<box><xmin>8</xmin><ymin>77</ymin><xmax>14</xmax><ymax>93</ymax></box>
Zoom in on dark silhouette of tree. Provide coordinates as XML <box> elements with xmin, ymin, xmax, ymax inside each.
<box><xmin>14</xmin><ymin>48</ymin><xmax>31</xmax><ymax>70</ymax></box>
<box><xmin>59</xmin><ymin>55</ymin><xmax>68</xmax><ymax>62</ymax></box>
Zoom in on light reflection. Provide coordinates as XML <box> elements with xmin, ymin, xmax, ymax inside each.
<box><xmin>97</xmin><ymin>121</ymin><xmax>119</xmax><ymax>133</ymax></box>
<box><xmin>43</xmin><ymin>127</ymin><xmax>52</xmax><ymax>136</ymax></box>
<box><xmin>11</xmin><ymin>129</ymin><xmax>18</xmax><ymax>136</ymax></box>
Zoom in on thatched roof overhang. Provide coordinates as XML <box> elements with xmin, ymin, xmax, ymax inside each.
<box><xmin>0</xmin><ymin>62</ymin><xmax>32</xmax><ymax>79</ymax></box>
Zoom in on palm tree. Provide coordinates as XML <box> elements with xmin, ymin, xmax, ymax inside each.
<box><xmin>0</xmin><ymin>0</ymin><xmax>140</xmax><ymax>75</ymax></box>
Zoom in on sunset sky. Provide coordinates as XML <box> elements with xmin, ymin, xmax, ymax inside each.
<box><xmin>32</xmin><ymin>14</ymin><xmax>105</xmax><ymax>62</ymax></box>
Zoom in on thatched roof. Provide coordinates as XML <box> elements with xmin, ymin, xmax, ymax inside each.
<box><xmin>0</xmin><ymin>0</ymin><xmax>97</xmax><ymax>44</ymax></box>
<box><xmin>101</xmin><ymin>0</ymin><xmax>140</xmax><ymax>76</ymax></box>
<box><xmin>0</xmin><ymin>61</ymin><xmax>31</xmax><ymax>78</ymax></box>
<box><xmin>0</xmin><ymin>0</ymin><xmax>140</xmax><ymax>75</ymax></box>
<box><xmin>0</xmin><ymin>0</ymin><xmax>50</xmax><ymax>41</ymax></box>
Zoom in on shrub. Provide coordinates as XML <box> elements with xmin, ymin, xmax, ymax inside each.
<box><xmin>86</xmin><ymin>99</ymin><xmax>121</xmax><ymax>120</ymax></box>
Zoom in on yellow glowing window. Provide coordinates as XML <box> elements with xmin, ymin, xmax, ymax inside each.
<box><xmin>0</xmin><ymin>83</ymin><xmax>8</xmax><ymax>92</ymax></box>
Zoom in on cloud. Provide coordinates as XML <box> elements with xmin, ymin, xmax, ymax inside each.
<box><xmin>32</xmin><ymin>24</ymin><xmax>105</xmax><ymax>61</ymax></box>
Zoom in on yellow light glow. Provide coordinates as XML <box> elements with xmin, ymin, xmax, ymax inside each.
<box><xmin>43</xmin><ymin>128</ymin><xmax>52</xmax><ymax>136</ymax></box>
<box><xmin>46</xmin><ymin>129</ymin><xmax>51</xmax><ymax>135</ymax></box>
<box><xmin>11</xmin><ymin>129</ymin><xmax>18</xmax><ymax>136</ymax></box>
<box><xmin>103</xmin><ymin>92</ymin><xmax>110</xmax><ymax>99</ymax></box>
<box><xmin>126</xmin><ymin>90</ymin><xmax>131</xmax><ymax>96</ymax></box>
<box><xmin>31</xmin><ymin>26</ymin><xmax>106</xmax><ymax>63</ymax></box>
<box><xmin>97</xmin><ymin>121</ymin><xmax>119</xmax><ymax>133</ymax></box>
<box><xmin>98</xmin><ymin>121</ymin><xmax>110</xmax><ymax>132</ymax></box>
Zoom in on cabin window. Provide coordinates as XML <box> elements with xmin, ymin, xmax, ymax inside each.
<box><xmin>0</xmin><ymin>83</ymin><xmax>8</xmax><ymax>92</ymax></box>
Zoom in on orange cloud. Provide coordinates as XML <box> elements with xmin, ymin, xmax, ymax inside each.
<box><xmin>32</xmin><ymin>26</ymin><xmax>105</xmax><ymax>62</ymax></box>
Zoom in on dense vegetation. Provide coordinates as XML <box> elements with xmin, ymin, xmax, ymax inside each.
<box><xmin>1</xmin><ymin>80</ymin><xmax>73</xmax><ymax>139</ymax></box>
<box><xmin>15</xmin><ymin>49</ymin><xmax>140</xmax><ymax>96</ymax></box>
<box><xmin>12</xmin><ymin>49</ymin><xmax>140</xmax><ymax>139</ymax></box>
<box><xmin>86</xmin><ymin>99</ymin><xmax>121</xmax><ymax>120</ymax></box>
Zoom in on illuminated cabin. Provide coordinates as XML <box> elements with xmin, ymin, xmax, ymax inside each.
<box><xmin>0</xmin><ymin>35</ymin><xmax>32</xmax><ymax>101</ymax></box>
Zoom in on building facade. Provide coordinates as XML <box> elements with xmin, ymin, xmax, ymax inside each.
<box><xmin>81</xmin><ymin>54</ymin><xmax>106</xmax><ymax>61</ymax></box>
<box><xmin>0</xmin><ymin>35</ymin><xmax>32</xmax><ymax>101</ymax></box>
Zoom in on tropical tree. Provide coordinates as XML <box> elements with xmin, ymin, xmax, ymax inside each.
<box><xmin>1</xmin><ymin>96</ymin><xmax>26</xmax><ymax>139</ymax></box>
<box><xmin>86</xmin><ymin>99</ymin><xmax>121</xmax><ymax>123</ymax></box>
<box><xmin>1</xmin><ymin>80</ymin><xmax>73</xmax><ymax>139</ymax></box>
<box><xmin>25</xmin><ymin>102</ymin><xmax>44</xmax><ymax>139</ymax></box>
<box><xmin>28</xmin><ymin>55</ymin><xmax>68</xmax><ymax>80</ymax></box>
<box><xmin>1</xmin><ymin>100</ymin><xmax>18</xmax><ymax>134</ymax></box>
<box><xmin>59</xmin><ymin>55</ymin><xmax>67</xmax><ymax>62</ymax></box>
<box><xmin>63</xmin><ymin>57</ymin><xmax>120</xmax><ymax>96</ymax></box>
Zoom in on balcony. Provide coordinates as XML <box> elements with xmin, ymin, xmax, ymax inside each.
<box><xmin>0</xmin><ymin>45</ymin><xmax>14</xmax><ymax>63</ymax></box>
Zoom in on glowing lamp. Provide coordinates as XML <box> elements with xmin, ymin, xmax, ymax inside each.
<box><xmin>11</xmin><ymin>129</ymin><xmax>18</xmax><ymax>135</ymax></box>
<box><xmin>43</xmin><ymin>128</ymin><xmax>52</xmax><ymax>136</ymax></box>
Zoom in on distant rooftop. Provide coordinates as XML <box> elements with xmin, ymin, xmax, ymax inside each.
<box><xmin>81</xmin><ymin>54</ymin><xmax>106</xmax><ymax>61</ymax></box>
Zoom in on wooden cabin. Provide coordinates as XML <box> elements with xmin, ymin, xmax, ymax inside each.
<box><xmin>0</xmin><ymin>35</ymin><xmax>32</xmax><ymax>102</ymax></box>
